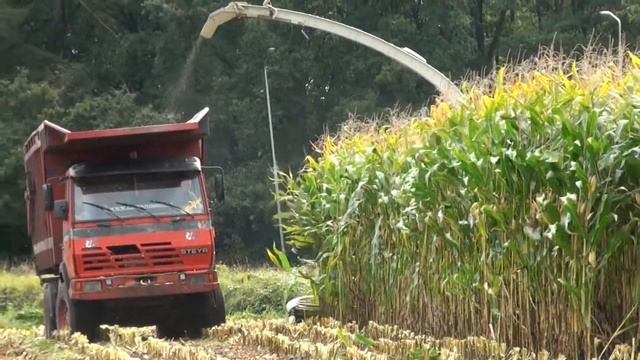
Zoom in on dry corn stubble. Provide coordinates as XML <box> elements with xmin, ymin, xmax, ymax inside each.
<box><xmin>3</xmin><ymin>318</ymin><xmax>639</xmax><ymax>359</ymax></box>
<box><xmin>203</xmin><ymin>318</ymin><xmax>578</xmax><ymax>359</ymax></box>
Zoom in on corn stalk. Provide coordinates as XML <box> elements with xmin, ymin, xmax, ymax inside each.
<box><xmin>282</xmin><ymin>51</ymin><xmax>640</xmax><ymax>357</ymax></box>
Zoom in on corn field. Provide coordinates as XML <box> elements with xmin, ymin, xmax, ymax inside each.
<box><xmin>2</xmin><ymin>319</ymin><xmax>638</xmax><ymax>359</ymax></box>
<box><xmin>281</xmin><ymin>51</ymin><xmax>640</xmax><ymax>357</ymax></box>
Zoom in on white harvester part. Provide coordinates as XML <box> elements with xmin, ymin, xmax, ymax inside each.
<box><xmin>199</xmin><ymin>2</ymin><xmax>463</xmax><ymax>103</ymax></box>
<box><xmin>286</xmin><ymin>295</ymin><xmax>319</xmax><ymax>322</ymax></box>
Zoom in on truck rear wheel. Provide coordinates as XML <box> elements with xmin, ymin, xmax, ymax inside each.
<box><xmin>43</xmin><ymin>281</ymin><xmax>58</xmax><ymax>339</ymax></box>
<box><xmin>56</xmin><ymin>280</ymin><xmax>98</xmax><ymax>341</ymax></box>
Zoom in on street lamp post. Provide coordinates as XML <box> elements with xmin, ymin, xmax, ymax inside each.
<box><xmin>599</xmin><ymin>10</ymin><xmax>623</xmax><ymax>70</ymax></box>
<box><xmin>263</xmin><ymin>52</ymin><xmax>286</xmax><ymax>253</ymax></box>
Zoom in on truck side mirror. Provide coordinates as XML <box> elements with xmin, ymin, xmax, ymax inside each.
<box><xmin>43</xmin><ymin>183</ymin><xmax>54</xmax><ymax>211</ymax></box>
<box><xmin>53</xmin><ymin>200</ymin><xmax>69</xmax><ymax>220</ymax></box>
<box><xmin>203</xmin><ymin>166</ymin><xmax>225</xmax><ymax>206</ymax></box>
<box><xmin>214</xmin><ymin>173</ymin><xmax>225</xmax><ymax>204</ymax></box>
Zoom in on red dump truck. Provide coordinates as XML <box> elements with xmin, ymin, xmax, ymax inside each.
<box><xmin>23</xmin><ymin>108</ymin><xmax>225</xmax><ymax>340</ymax></box>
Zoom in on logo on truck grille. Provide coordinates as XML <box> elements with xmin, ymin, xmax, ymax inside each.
<box><xmin>181</xmin><ymin>247</ymin><xmax>208</xmax><ymax>255</ymax></box>
<box><xmin>84</xmin><ymin>239</ymin><xmax>98</xmax><ymax>249</ymax></box>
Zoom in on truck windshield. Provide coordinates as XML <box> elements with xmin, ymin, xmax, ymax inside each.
<box><xmin>73</xmin><ymin>172</ymin><xmax>205</xmax><ymax>222</ymax></box>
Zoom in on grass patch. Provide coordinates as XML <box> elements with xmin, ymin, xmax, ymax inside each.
<box><xmin>218</xmin><ymin>264</ymin><xmax>311</xmax><ymax>317</ymax></box>
<box><xmin>226</xmin><ymin>309</ymin><xmax>284</xmax><ymax>321</ymax></box>
<box><xmin>0</xmin><ymin>305</ymin><xmax>43</xmax><ymax>329</ymax></box>
<box><xmin>0</xmin><ymin>270</ymin><xmax>41</xmax><ymax>305</ymax></box>
<box><xmin>0</xmin><ymin>268</ymin><xmax>43</xmax><ymax>329</ymax></box>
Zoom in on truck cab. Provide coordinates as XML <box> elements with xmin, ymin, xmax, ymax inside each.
<box><xmin>24</xmin><ymin>108</ymin><xmax>225</xmax><ymax>340</ymax></box>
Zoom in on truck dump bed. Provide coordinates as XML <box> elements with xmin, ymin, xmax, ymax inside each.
<box><xmin>24</xmin><ymin>108</ymin><xmax>210</xmax><ymax>275</ymax></box>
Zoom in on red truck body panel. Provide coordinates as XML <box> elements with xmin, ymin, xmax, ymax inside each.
<box><xmin>24</xmin><ymin>109</ymin><xmax>211</xmax><ymax>278</ymax></box>
<box><xmin>71</xmin><ymin>218</ymin><xmax>213</xmax><ymax>277</ymax></box>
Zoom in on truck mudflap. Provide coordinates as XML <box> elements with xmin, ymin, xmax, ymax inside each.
<box><xmin>69</xmin><ymin>269</ymin><xmax>219</xmax><ymax>301</ymax></box>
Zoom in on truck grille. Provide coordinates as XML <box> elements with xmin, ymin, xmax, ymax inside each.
<box><xmin>81</xmin><ymin>242</ymin><xmax>183</xmax><ymax>272</ymax></box>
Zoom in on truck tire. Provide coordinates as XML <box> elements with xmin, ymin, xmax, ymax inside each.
<box><xmin>43</xmin><ymin>281</ymin><xmax>58</xmax><ymax>339</ymax></box>
<box><xmin>55</xmin><ymin>279</ymin><xmax>98</xmax><ymax>341</ymax></box>
<box><xmin>207</xmin><ymin>287</ymin><xmax>226</xmax><ymax>327</ymax></box>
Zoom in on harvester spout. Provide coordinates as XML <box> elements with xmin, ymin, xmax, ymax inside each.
<box><xmin>199</xmin><ymin>1</ymin><xmax>462</xmax><ymax>103</ymax></box>
<box><xmin>200</xmin><ymin>2</ymin><xmax>246</xmax><ymax>39</ymax></box>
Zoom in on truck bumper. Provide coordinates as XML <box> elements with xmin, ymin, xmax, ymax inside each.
<box><xmin>69</xmin><ymin>270</ymin><xmax>219</xmax><ymax>301</ymax></box>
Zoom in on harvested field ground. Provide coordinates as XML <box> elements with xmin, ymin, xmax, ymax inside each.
<box><xmin>1</xmin><ymin>266</ymin><xmax>639</xmax><ymax>359</ymax></box>
<box><xmin>0</xmin><ymin>319</ymin><xmax>557</xmax><ymax>360</ymax></box>
<box><xmin>1</xmin><ymin>318</ymin><xmax>638</xmax><ymax>359</ymax></box>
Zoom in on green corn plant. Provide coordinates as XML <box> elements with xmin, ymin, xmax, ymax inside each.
<box><xmin>280</xmin><ymin>51</ymin><xmax>640</xmax><ymax>357</ymax></box>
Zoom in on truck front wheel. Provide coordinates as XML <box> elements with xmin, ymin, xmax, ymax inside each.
<box><xmin>206</xmin><ymin>287</ymin><xmax>226</xmax><ymax>327</ymax></box>
<box><xmin>43</xmin><ymin>281</ymin><xmax>58</xmax><ymax>338</ymax></box>
<box><xmin>56</xmin><ymin>280</ymin><xmax>98</xmax><ymax>341</ymax></box>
